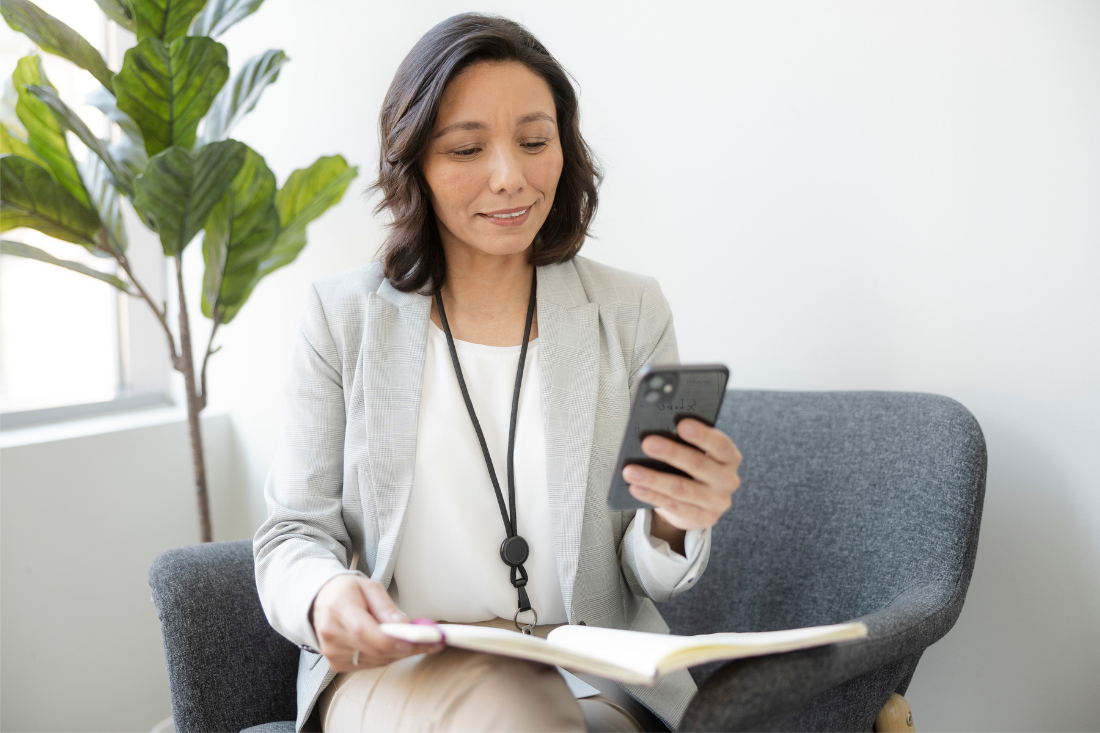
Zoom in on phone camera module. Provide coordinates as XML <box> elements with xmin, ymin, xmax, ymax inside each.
<box><xmin>643</xmin><ymin>372</ymin><xmax>677</xmax><ymax>403</ymax></box>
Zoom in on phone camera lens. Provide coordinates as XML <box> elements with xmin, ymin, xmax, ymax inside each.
<box><xmin>648</xmin><ymin>376</ymin><xmax>664</xmax><ymax>389</ymax></box>
<box><xmin>645</xmin><ymin>391</ymin><xmax>660</xmax><ymax>403</ymax></box>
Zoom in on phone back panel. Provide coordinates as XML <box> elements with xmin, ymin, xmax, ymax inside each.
<box><xmin>607</xmin><ymin>364</ymin><xmax>729</xmax><ymax>511</ymax></box>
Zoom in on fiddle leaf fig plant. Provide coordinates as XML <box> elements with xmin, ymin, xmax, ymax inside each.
<box><xmin>0</xmin><ymin>0</ymin><xmax>359</xmax><ymax>542</ymax></box>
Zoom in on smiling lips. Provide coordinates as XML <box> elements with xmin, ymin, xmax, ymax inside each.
<box><xmin>478</xmin><ymin>205</ymin><xmax>532</xmax><ymax>227</ymax></box>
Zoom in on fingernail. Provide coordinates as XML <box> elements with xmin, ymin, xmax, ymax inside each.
<box><xmin>680</xmin><ymin>420</ymin><xmax>697</xmax><ymax>436</ymax></box>
<box><xmin>647</xmin><ymin>438</ymin><xmax>664</xmax><ymax>454</ymax></box>
<box><xmin>624</xmin><ymin>465</ymin><xmax>643</xmax><ymax>481</ymax></box>
<box><xmin>389</xmin><ymin>611</ymin><xmax>407</xmax><ymax>622</ymax></box>
<box><xmin>630</xmin><ymin>485</ymin><xmax>646</xmax><ymax>496</ymax></box>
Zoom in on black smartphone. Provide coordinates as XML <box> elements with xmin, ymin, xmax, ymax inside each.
<box><xmin>607</xmin><ymin>363</ymin><xmax>730</xmax><ymax>511</ymax></box>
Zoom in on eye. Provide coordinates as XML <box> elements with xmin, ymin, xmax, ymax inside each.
<box><xmin>451</xmin><ymin>146</ymin><xmax>482</xmax><ymax>158</ymax></box>
<box><xmin>521</xmin><ymin>141</ymin><xmax>548</xmax><ymax>152</ymax></box>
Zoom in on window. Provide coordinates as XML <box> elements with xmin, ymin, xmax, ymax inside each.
<box><xmin>0</xmin><ymin>4</ymin><xmax>170</xmax><ymax>428</ymax></box>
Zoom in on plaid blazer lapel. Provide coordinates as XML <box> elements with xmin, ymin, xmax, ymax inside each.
<box><xmin>536</xmin><ymin>263</ymin><xmax>600</xmax><ymax>618</ymax></box>
<box><xmin>362</xmin><ymin>279</ymin><xmax>431</xmax><ymax>587</ymax></box>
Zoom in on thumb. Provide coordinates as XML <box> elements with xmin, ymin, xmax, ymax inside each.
<box><xmin>356</xmin><ymin>576</ymin><xmax>408</xmax><ymax>624</ymax></box>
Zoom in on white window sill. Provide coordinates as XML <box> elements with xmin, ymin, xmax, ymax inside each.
<box><xmin>0</xmin><ymin>404</ymin><xmax>190</xmax><ymax>449</ymax></box>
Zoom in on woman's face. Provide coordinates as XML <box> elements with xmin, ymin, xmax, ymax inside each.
<box><xmin>422</xmin><ymin>60</ymin><xmax>564</xmax><ymax>261</ymax></box>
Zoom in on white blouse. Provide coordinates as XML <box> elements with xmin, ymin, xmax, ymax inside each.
<box><xmin>391</xmin><ymin>320</ymin><xmax>703</xmax><ymax>624</ymax></box>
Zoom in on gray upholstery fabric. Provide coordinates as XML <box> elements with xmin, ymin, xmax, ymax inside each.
<box><xmin>663</xmin><ymin>391</ymin><xmax>986</xmax><ymax>731</ymax></box>
<box><xmin>150</xmin><ymin>540</ymin><xmax>299</xmax><ymax>733</ymax></box>
<box><xmin>149</xmin><ymin>390</ymin><xmax>985</xmax><ymax>733</ymax></box>
<box><xmin>241</xmin><ymin>723</ymin><xmax>296</xmax><ymax>733</ymax></box>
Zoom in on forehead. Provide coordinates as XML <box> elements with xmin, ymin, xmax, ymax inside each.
<box><xmin>434</xmin><ymin>60</ymin><xmax>556</xmax><ymax>129</ymax></box>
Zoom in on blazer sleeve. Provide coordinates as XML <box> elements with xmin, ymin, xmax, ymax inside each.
<box><xmin>617</xmin><ymin>277</ymin><xmax>713</xmax><ymax>602</ymax></box>
<box><xmin>253</xmin><ymin>284</ymin><xmax>361</xmax><ymax>651</ymax></box>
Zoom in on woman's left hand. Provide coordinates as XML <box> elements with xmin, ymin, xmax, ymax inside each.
<box><xmin>623</xmin><ymin>418</ymin><xmax>742</xmax><ymax>540</ymax></box>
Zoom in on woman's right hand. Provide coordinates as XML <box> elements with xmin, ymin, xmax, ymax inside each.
<box><xmin>311</xmin><ymin>574</ymin><xmax>444</xmax><ymax>672</ymax></box>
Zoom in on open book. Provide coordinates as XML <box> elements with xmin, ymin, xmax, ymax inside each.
<box><xmin>380</xmin><ymin>620</ymin><xmax>867</xmax><ymax>685</ymax></box>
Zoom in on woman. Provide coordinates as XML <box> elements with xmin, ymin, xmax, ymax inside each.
<box><xmin>254</xmin><ymin>13</ymin><xmax>742</xmax><ymax>733</ymax></box>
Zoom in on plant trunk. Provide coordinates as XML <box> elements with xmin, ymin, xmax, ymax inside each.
<box><xmin>176</xmin><ymin>259</ymin><xmax>212</xmax><ymax>542</ymax></box>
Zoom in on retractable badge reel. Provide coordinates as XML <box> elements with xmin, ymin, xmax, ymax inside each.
<box><xmin>437</xmin><ymin>270</ymin><xmax>540</xmax><ymax>635</ymax></box>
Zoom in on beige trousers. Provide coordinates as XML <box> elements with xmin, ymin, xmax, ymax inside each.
<box><xmin>318</xmin><ymin>619</ymin><xmax>659</xmax><ymax>732</ymax></box>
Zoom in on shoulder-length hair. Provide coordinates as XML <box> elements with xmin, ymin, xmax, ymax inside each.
<box><xmin>372</xmin><ymin>13</ymin><xmax>601</xmax><ymax>293</ymax></box>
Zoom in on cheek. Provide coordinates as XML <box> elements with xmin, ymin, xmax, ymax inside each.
<box><xmin>423</xmin><ymin>161</ymin><xmax>480</xmax><ymax>218</ymax></box>
<box><xmin>531</xmin><ymin>145</ymin><xmax>564</xmax><ymax>198</ymax></box>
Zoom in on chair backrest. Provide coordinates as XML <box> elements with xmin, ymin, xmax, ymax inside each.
<box><xmin>150</xmin><ymin>391</ymin><xmax>986</xmax><ymax>730</ymax></box>
<box><xmin>661</xmin><ymin>390</ymin><xmax>986</xmax><ymax>637</ymax></box>
<box><xmin>150</xmin><ymin>540</ymin><xmax>299</xmax><ymax>733</ymax></box>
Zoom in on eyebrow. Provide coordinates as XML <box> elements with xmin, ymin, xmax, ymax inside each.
<box><xmin>433</xmin><ymin>111</ymin><xmax>556</xmax><ymax>138</ymax></box>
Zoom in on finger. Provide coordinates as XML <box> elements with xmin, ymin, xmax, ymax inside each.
<box><xmin>622</xmin><ymin>464</ymin><xmax>727</xmax><ymax>513</ymax></box>
<box><xmin>676</xmin><ymin>419</ymin><xmax>742</xmax><ymax>466</ymax></box>
<box><xmin>630</xmin><ymin>483</ymin><xmax>729</xmax><ymax>524</ymax></box>
<box><xmin>640</xmin><ymin>435</ymin><xmax>724</xmax><ymax>484</ymax></box>
<box><xmin>358</xmin><ymin>577</ymin><xmax>408</xmax><ymax>624</ymax></box>
<box><xmin>630</xmin><ymin>486</ymin><xmax>717</xmax><ymax>530</ymax></box>
<box><xmin>350</xmin><ymin>579</ymin><xmax>441</xmax><ymax>659</ymax></box>
<box><xmin>343</xmin><ymin>606</ymin><xmax>413</xmax><ymax>661</ymax></box>
<box><xmin>343</xmin><ymin>579</ymin><xmax>411</xmax><ymax>657</ymax></box>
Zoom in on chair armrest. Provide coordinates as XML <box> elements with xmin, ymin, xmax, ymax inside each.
<box><xmin>681</xmin><ymin>591</ymin><xmax>957</xmax><ymax>731</ymax></box>
<box><xmin>150</xmin><ymin>540</ymin><xmax>300</xmax><ymax>733</ymax></box>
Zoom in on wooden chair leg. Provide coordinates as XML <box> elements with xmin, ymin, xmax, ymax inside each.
<box><xmin>874</xmin><ymin>693</ymin><xmax>915</xmax><ymax>732</ymax></box>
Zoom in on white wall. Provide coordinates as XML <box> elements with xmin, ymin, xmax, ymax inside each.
<box><xmin>2</xmin><ymin>1</ymin><xmax>1095</xmax><ymax>730</ymax></box>
<box><xmin>201</xmin><ymin>1</ymin><xmax>1099</xmax><ymax>730</ymax></box>
<box><xmin>0</xmin><ymin>410</ymin><xmax>249</xmax><ymax>732</ymax></box>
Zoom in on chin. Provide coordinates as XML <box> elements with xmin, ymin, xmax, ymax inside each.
<box><xmin>464</xmin><ymin>230</ymin><xmax>538</xmax><ymax>258</ymax></box>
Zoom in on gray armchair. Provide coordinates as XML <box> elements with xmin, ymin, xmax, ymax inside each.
<box><xmin>150</xmin><ymin>390</ymin><xmax>985</xmax><ymax>732</ymax></box>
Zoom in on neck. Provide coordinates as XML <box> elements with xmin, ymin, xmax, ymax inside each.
<box><xmin>431</xmin><ymin>240</ymin><xmax>537</xmax><ymax>347</ymax></box>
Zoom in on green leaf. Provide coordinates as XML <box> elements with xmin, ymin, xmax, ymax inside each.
<box><xmin>80</xmin><ymin>155</ymin><xmax>128</xmax><ymax>254</ymax></box>
<box><xmin>27</xmin><ymin>84</ymin><xmax>135</xmax><ymax>197</ymax></box>
<box><xmin>132</xmin><ymin>0</ymin><xmax>207</xmax><ymax>43</ymax></box>
<box><xmin>1</xmin><ymin>238</ymin><xmax>133</xmax><ymax>292</ymax></box>
<box><xmin>190</xmin><ymin>0</ymin><xmax>265</xmax><ymax>38</ymax></box>
<box><xmin>263</xmin><ymin>155</ymin><xmax>358</xmax><ymax>275</ymax></box>
<box><xmin>199</xmin><ymin>49</ymin><xmax>287</xmax><ymax>146</ymax></box>
<box><xmin>202</xmin><ymin>145</ymin><xmax>277</xmax><ymax>322</ymax></box>
<box><xmin>0</xmin><ymin>155</ymin><xmax>102</xmax><ymax>248</ymax></box>
<box><xmin>115</xmin><ymin>36</ymin><xmax>229</xmax><ymax>157</ymax></box>
<box><xmin>12</xmin><ymin>56</ymin><xmax>91</xmax><ymax>208</ymax></box>
<box><xmin>134</xmin><ymin>140</ymin><xmax>246</xmax><ymax>256</ymax></box>
<box><xmin>0</xmin><ymin>0</ymin><xmax>115</xmax><ymax>92</ymax></box>
<box><xmin>93</xmin><ymin>0</ymin><xmax>135</xmax><ymax>32</ymax></box>
<box><xmin>1</xmin><ymin>123</ymin><xmax>47</xmax><ymax>168</ymax></box>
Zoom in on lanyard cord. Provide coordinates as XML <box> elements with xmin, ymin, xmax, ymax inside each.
<box><xmin>435</xmin><ymin>269</ymin><xmax>538</xmax><ymax>629</ymax></box>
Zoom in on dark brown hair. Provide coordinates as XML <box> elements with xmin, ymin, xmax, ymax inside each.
<box><xmin>372</xmin><ymin>13</ymin><xmax>601</xmax><ymax>293</ymax></box>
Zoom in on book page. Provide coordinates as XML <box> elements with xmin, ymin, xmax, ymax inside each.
<box><xmin>382</xmin><ymin>621</ymin><xmax>867</xmax><ymax>683</ymax></box>
<box><xmin>380</xmin><ymin>623</ymin><xmax>659</xmax><ymax>684</ymax></box>
<box><xmin>547</xmin><ymin>622</ymin><xmax>868</xmax><ymax>675</ymax></box>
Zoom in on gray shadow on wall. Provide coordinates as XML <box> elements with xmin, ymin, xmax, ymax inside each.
<box><xmin>905</xmin><ymin>403</ymin><xmax>1100</xmax><ymax>732</ymax></box>
<box><xmin>204</xmin><ymin>413</ymin><xmax>254</xmax><ymax>542</ymax></box>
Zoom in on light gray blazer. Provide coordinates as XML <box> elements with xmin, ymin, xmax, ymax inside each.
<box><xmin>254</xmin><ymin>255</ymin><xmax>711</xmax><ymax>730</ymax></box>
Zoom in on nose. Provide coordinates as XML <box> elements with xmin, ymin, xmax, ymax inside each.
<box><xmin>487</xmin><ymin>145</ymin><xmax>526</xmax><ymax>195</ymax></box>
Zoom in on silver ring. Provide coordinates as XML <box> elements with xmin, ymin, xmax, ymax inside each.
<box><xmin>514</xmin><ymin>607</ymin><xmax>538</xmax><ymax>632</ymax></box>
<box><xmin>352</xmin><ymin>649</ymin><xmax>360</xmax><ymax>667</ymax></box>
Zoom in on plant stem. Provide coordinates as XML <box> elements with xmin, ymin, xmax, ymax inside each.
<box><xmin>199</xmin><ymin>315</ymin><xmax>221</xmax><ymax>411</ymax></box>
<box><xmin>175</xmin><ymin>257</ymin><xmax>213</xmax><ymax>543</ymax></box>
<box><xmin>115</xmin><ymin>251</ymin><xmax>179</xmax><ymax>362</ymax></box>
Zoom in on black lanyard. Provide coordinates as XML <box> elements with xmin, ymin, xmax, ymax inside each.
<box><xmin>435</xmin><ymin>269</ymin><xmax>539</xmax><ymax>633</ymax></box>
